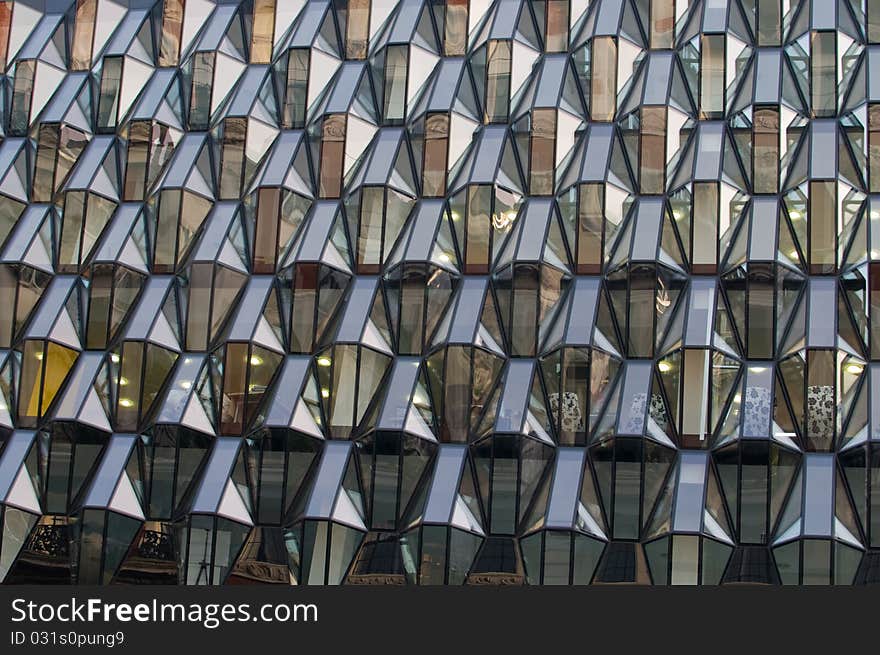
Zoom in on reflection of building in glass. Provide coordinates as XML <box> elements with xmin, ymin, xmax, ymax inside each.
<box><xmin>0</xmin><ymin>0</ymin><xmax>879</xmax><ymax>586</ymax></box>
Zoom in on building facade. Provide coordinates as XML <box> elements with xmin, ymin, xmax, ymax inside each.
<box><xmin>0</xmin><ymin>0</ymin><xmax>877</xmax><ymax>585</ymax></box>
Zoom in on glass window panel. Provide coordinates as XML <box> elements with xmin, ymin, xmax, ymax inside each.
<box><xmin>757</xmin><ymin>0</ymin><xmax>781</xmax><ymax>46</ymax></box>
<box><xmin>72</xmin><ymin>0</ymin><xmax>96</xmax><ymax>70</ymax></box>
<box><xmin>254</xmin><ymin>187</ymin><xmax>281</xmax><ymax>273</ymax></box>
<box><xmin>591</xmin><ymin>37</ymin><xmax>617</xmax><ymax>122</ymax></box>
<box><xmin>700</xmin><ymin>35</ymin><xmax>724</xmax><ymax>119</ymax></box>
<box><xmin>485</xmin><ymin>40</ymin><xmax>511</xmax><ymax>123</ymax></box>
<box><xmin>753</xmin><ymin>107</ymin><xmax>779</xmax><ymax>194</ymax></box>
<box><xmin>346</xmin><ymin>0</ymin><xmax>370</xmax><ymax>60</ymax></box>
<box><xmin>250</xmin><ymin>0</ymin><xmax>275</xmax><ymax>64</ymax></box>
<box><xmin>159</xmin><ymin>0</ymin><xmax>185</xmax><ymax>66</ymax></box>
<box><xmin>383</xmin><ymin>45</ymin><xmax>408</xmax><ymax>123</ymax></box>
<box><xmin>640</xmin><ymin>107</ymin><xmax>666</xmax><ymax>194</ymax></box>
<box><xmin>319</xmin><ymin>114</ymin><xmax>346</xmax><ymax>198</ymax></box>
<box><xmin>284</xmin><ymin>49</ymin><xmax>309</xmax><ymax>129</ymax></box>
<box><xmin>545</xmin><ymin>0</ymin><xmax>569</xmax><ymax>52</ymax></box>
<box><xmin>10</xmin><ymin>59</ymin><xmax>35</xmax><ymax>135</ymax></box>
<box><xmin>219</xmin><ymin>117</ymin><xmax>246</xmax><ymax>199</ymax></box>
<box><xmin>444</xmin><ymin>0</ymin><xmax>468</xmax><ymax>56</ymax></box>
<box><xmin>650</xmin><ymin>0</ymin><xmax>675</xmax><ymax>49</ymax></box>
<box><xmin>190</xmin><ymin>52</ymin><xmax>214</xmax><ymax>129</ymax></box>
<box><xmin>692</xmin><ymin>182</ymin><xmax>718</xmax><ymax>271</ymax></box>
<box><xmin>811</xmin><ymin>32</ymin><xmax>836</xmax><ymax>118</ymax></box>
<box><xmin>97</xmin><ymin>57</ymin><xmax>123</xmax><ymax>130</ymax></box>
<box><xmin>124</xmin><ymin>121</ymin><xmax>151</xmax><ymax>200</ymax></box>
<box><xmin>530</xmin><ymin>109</ymin><xmax>556</xmax><ymax>196</ymax></box>
<box><xmin>809</xmin><ymin>181</ymin><xmax>836</xmax><ymax>274</ymax></box>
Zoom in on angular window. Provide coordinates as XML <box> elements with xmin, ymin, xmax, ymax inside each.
<box><xmin>752</xmin><ymin>106</ymin><xmax>779</xmax><ymax>194</ymax></box>
<box><xmin>699</xmin><ymin>35</ymin><xmax>724</xmax><ymax>120</ymax></box>
<box><xmin>871</xmin><ymin>0</ymin><xmax>880</xmax><ymax>44</ymax></box>
<box><xmin>442</xmin><ymin>0</ymin><xmax>468</xmax><ymax>56</ymax></box>
<box><xmin>319</xmin><ymin>114</ymin><xmax>346</xmax><ymax>198</ymax></box>
<box><xmin>289</xmin><ymin>264</ymin><xmax>348</xmax><ymax>353</ymax></box>
<box><xmin>640</xmin><ymin>107</ymin><xmax>666</xmax><ymax>194</ymax></box>
<box><xmin>10</xmin><ymin>60</ymin><xmax>35</xmax><ymax>136</ymax></box>
<box><xmin>808</xmin><ymin>180</ymin><xmax>836</xmax><ymax>274</ymax></box>
<box><xmin>871</xmin><ymin>104</ymin><xmax>880</xmax><ymax>192</ymax></box>
<box><xmin>124</xmin><ymin>122</ymin><xmax>151</xmax><ymax>201</ymax></box>
<box><xmin>33</xmin><ymin>124</ymin><xmax>88</xmax><ymax>203</ymax></box>
<box><xmin>422</xmin><ymin>113</ymin><xmax>449</xmax><ymax>197</ymax></box>
<box><xmin>189</xmin><ymin>52</ymin><xmax>214</xmax><ymax>130</ymax></box>
<box><xmin>345</xmin><ymin>0</ymin><xmax>370</xmax><ymax>60</ymax></box>
<box><xmin>283</xmin><ymin>49</ymin><xmax>309</xmax><ymax>129</ymax></box>
<box><xmin>219</xmin><ymin>117</ymin><xmax>247</xmax><ymax>199</ymax></box>
<box><xmin>649</xmin><ymin>0</ymin><xmax>675</xmax><ymax>49</ymax></box>
<box><xmin>575</xmin><ymin>183</ymin><xmax>604</xmax><ymax>274</ymax></box>
<box><xmin>756</xmin><ymin>0</ymin><xmax>781</xmax><ymax>46</ymax></box>
<box><xmin>96</xmin><ymin>57</ymin><xmax>123</xmax><ymax>132</ymax></box>
<box><xmin>872</xmin><ymin>263</ymin><xmax>880</xmax><ymax>359</ymax></box>
<box><xmin>811</xmin><ymin>32</ymin><xmax>836</xmax><ymax>118</ymax></box>
<box><xmin>383</xmin><ymin>45</ymin><xmax>408</xmax><ymax>124</ymax></box>
<box><xmin>529</xmin><ymin>109</ymin><xmax>556</xmax><ymax>196</ymax></box>
<box><xmin>544</xmin><ymin>0</ymin><xmax>569</xmax><ymax>52</ymax></box>
<box><xmin>17</xmin><ymin>340</ymin><xmax>79</xmax><ymax>427</ymax></box>
<box><xmin>591</xmin><ymin>37</ymin><xmax>617</xmax><ymax>122</ymax></box>
<box><xmin>72</xmin><ymin>0</ymin><xmax>97</xmax><ymax>70</ymax></box>
<box><xmin>159</xmin><ymin>0</ymin><xmax>185</xmax><ymax>66</ymax></box>
<box><xmin>0</xmin><ymin>1</ymin><xmax>11</xmax><ymax>71</ymax></box>
<box><xmin>485</xmin><ymin>40</ymin><xmax>511</xmax><ymax>124</ymax></box>
<box><xmin>251</xmin><ymin>0</ymin><xmax>275</xmax><ymax>64</ymax></box>
<box><xmin>691</xmin><ymin>181</ymin><xmax>719</xmax><ymax>272</ymax></box>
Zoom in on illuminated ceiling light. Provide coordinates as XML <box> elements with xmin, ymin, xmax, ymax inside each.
<box><xmin>110</xmin><ymin>353</ymin><xmax>120</xmax><ymax>364</ymax></box>
<box><xmin>317</xmin><ymin>356</ymin><xmax>332</xmax><ymax>367</ymax></box>
<box><xmin>119</xmin><ymin>398</ymin><xmax>134</xmax><ymax>408</ymax></box>
<box><xmin>789</xmin><ymin>210</ymin><xmax>802</xmax><ymax>220</ymax></box>
<box><xmin>320</xmin><ymin>388</ymin><xmax>330</xmax><ymax>399</ymax></box>
<box><xmin>449</xmin><ymin>210</ymin><xmax>461</xmax><ymax>221</ymax></box>
<box><xmin>119</xmin><ymin>377</ymin><xmax>129</xmax><ymax>386</ymax></box>
<box><xmin>34</xmin><ymin>351</ymin><xmax>43</xmax><ymax>361</ymax></box>
<box><xmin>413</xmin><ymin>392</ymin><xmax>428</xmax><ymax>405</ymax></box>
<box><xmin>179</xmin><ymin>381</ymin><xmax>192</xmax><ymax>390</ymax></box>
<box><xmin>438</xmin><ymin>252</ymin><xmax>451</xmax><ymax>263</ymax></box>
<box><xmin>658</xmin><ymin>360</ymin><xmax>672</xmax><ymax>373</ymax></box>
<box><xmin>250</xmin><ymin>354</ymin><xmax>264</xmax><ymax>366</ymax></box>
<box><xmin>672</xmin><ymin>210</ymin><xmax>683</xmax><ymax>220</ymax></box>
<box><xmin>845</xmin><ymin>362</ymin><xmax>864</xmax><ymax>375</ymax></box>
<box><xmin>733</xmin><ymin>393</ymin><xmax>742</xmax><ymax>404</ymax></box>
<box><xmin>788</xmin><ymin>249</ymin><xmax>799</xmax><ymax>259</ymax></box>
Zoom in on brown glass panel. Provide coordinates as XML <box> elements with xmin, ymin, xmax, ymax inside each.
<box><xmin>529</xmin><ymin>109</ymin><xmax>556</xmax><ymax>196</ymax></box>
<box><xmin>0</xmin><ymin>2</ymin><xmax>12</xmax><ymax>71</ymax></box>
<box><xmin>319</xmin><ymin>114</ymin><xmax>346</xmax><ymax>198</ymax></box>
<box><xmin>219</xmin><ymin>117</ymin><xmax>246</xmax><ymax>199</ymax></box>
<box><xmin>628</xmin><ymin>265</ymin><xmax>655</xmax><ymax>357</ymax></box>
<box><xmin>423</xmin><ymin>113</ymin><xmax>449</xmax><ymax>197</ymax></box>
<box><xmin>591</xmin><ymin>37</ymin><xmax>617</xmax><ymax>121</ymax></box>
<box><xmin>811</xmin><ymin>32</ymin><xmax>836</xmax><ymax>118</ymax></box>
<box><xmin>692</xmin><ymin>181</ymin><xmax>718</xmax><ymax>272</ymax></box>
<box><xmin>444</xmin><ymin>0</ymin><xmax>468</xmax><ymax>56</ymax></box>
<box><xmin>254</xmin><ymin>187</ymin><xmax>281</xmax><ymax>273</ymax></box>
<box><xmin>383</xmin><ymin>44</ymin><xmax>408</xmax><ymax>123</ymax></box>
<box><xmin>0</xmin><ymin>266</ymin><xmax>15</xmax><ymax>347</ymax></box>
<box><xmin>186</xmin><ymin>263</ymin><xmax>212</xmax><ymax>350</ymax></box>
<box><xmin>871</xmin><ymin>105</ymin><xmax>880</xmax><ymax>192</ymax></box>
<box><xmin>124</xmin><ymin>122</ymin><xmax>151</xmax><ymax>201</ymax></box>
<box><xmin>577</xmin><ymin>183</ymin><xmax>604</xmax><ymax>274</ymax></box>
<box><xmin>346</xmin><ymin>0</ymin><xmax>370</xmax><ymax>60</ymax></box>
<box><xmin>640</xmin><ymin>106</ymin><xmax>666</xmax><ymax>194</ymax></box>
<box><xmin>700</xmin><ymin>35</ymin><xmax>724</xmax><ymax>119</ymax></box>
<box><xmin>71</xmin><ymin>0</ymin><xmax>97</xmax><ymax>70</ymax></box>
<box><xmin>753</xmin><ymin>107</ymin><xmax>779</xmax><ymax>194</ymax></box>
<box><xmin>291</xmin><ymin>263</ymin><xmax>318</xmax><ymax>353</ymax></box>
<box><xmin>512</xmin><ymin>264</ymin><xmax>540</xmax><ymax>356</ymax></box>
<box><xmin>465</xmin><ymin>185</ymin><xmax>491</xmax><ymax>274</ymax></box>
<box><xmin>189</xmin><ymin>52</ymin><xmax>214</xmax><ymax>129</ymax></box>
<box><xmin>59</xmin><ymin>192</ymin><xmax>86</xmax><ymax>273</ymax></box>
<box><xmin>399</xmin><ymin>267</ymin><xmax>426</xmax><ymax>354</ymax></box>
<box><xmin>485</xmin><ymin>40</ymin><xmax>511</xmax><ymax>123</ymax></box>
<box><xmin>18</xmin><ymin>341</ymin><xmax>44</xmax><ymax>427</ymax></box>
<box><xmin>545</xmin><ymin>0</ymin><xmax>569</xmax><ymax>52</ymax></box>
<box><xmin>251</xmin><ymin>0</ymin><xmax>275</xmax><ymax>64</ymax></box>
<box><xmin>650</xmin><ymin>0</ymin><xmax>675</xmax><ymax>49</ymax></box>
<box><xmin>159</xmin><ymin>0</ymin><xmax>185</xmax><ymax>66</ymax></box>
<box><xmin>808</xmin><ymin>181</ymin><xmax>836</xmax><ymax>274</ymax></box>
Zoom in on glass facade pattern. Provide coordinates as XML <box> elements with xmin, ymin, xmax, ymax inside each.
<box><xmin>0</xmin><ymin>0</ymin><xmax>876</xmax><ymax>587</ymax></box>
